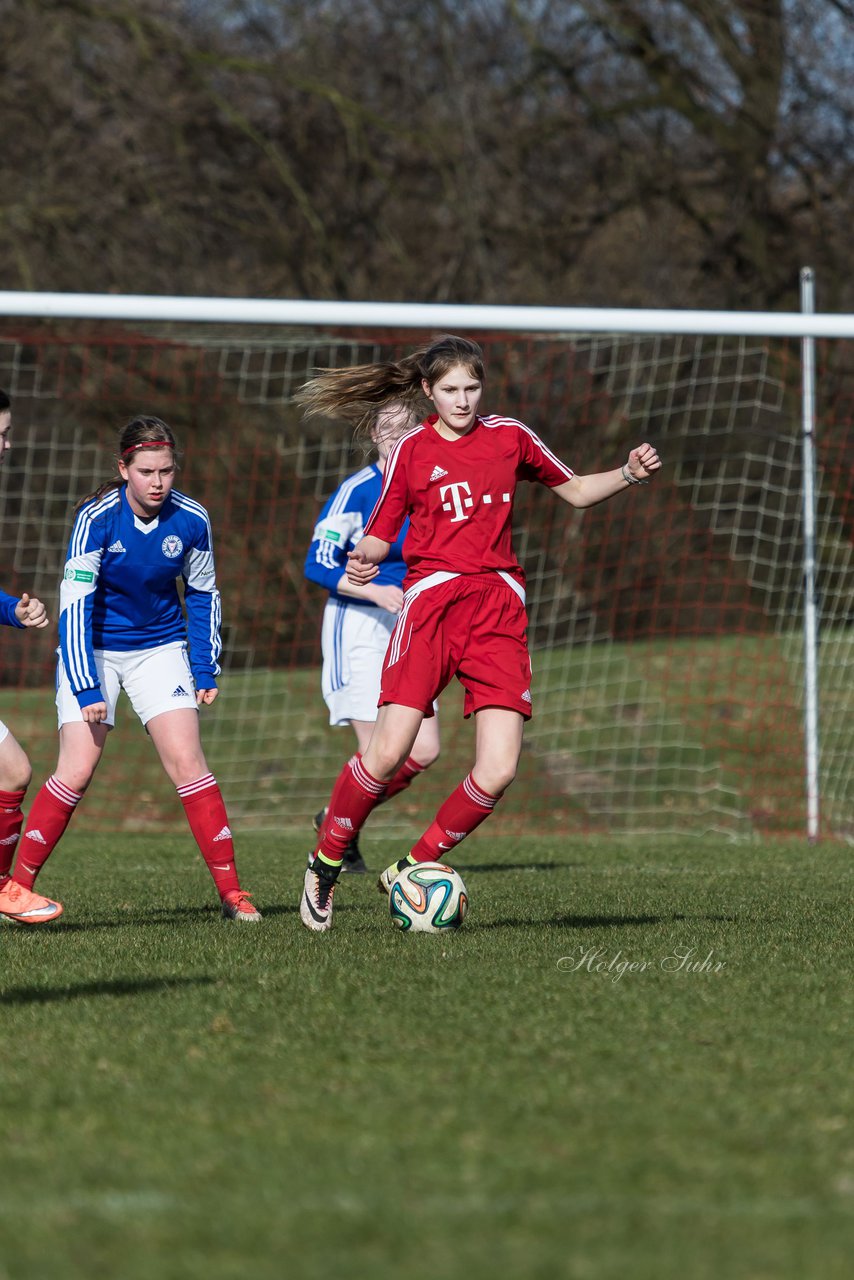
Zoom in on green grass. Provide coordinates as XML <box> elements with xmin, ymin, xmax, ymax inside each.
<box><xmin>4</xmin><ymin>629</ymin><xmax>851</xmax><ymax>837</ymax></box>
<box><xmin>2</xmin><ymin>833</ymin><xmax>852</xmax><ymax>1279</ymax></box>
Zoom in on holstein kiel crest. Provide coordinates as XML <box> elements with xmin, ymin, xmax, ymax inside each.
<box><xmin>161</xmin><ymin>534</ymin><xmax>184</xmax><ymax>559</ymax></box>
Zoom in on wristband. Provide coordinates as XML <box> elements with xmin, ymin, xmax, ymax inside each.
<box><xmin>622</xmin><ymin>463</ymin><xmax>649</xmax><ymax>486</ymax></box>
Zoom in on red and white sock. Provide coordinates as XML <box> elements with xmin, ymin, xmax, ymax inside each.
<box><xmin>381</xmin><ymin>756</ymin><xmax>427</xmax><ymax>802</ymax></box>
<box><xmin>0</xmin><ymin>787</ymin><xmax>27</xmax><ymax>879</ymax></box>
<box><xmin>177</xmin><ymin>773</ymin><xmax>241</xmax><ymax>900</ymax></box>
<box><xmin>408</xmin><ymin>773</ymin><xmax>501</xmax><ymax>864</ymax></box>
<box><xmin>13</xmin><ymin>776</ymin><xmax>82</xmax><ymax>889</ymax></box>
<box><xmin>316</xmin><ymin>754</ymin><xmax>387</xmax><ymax>867</ymax></box>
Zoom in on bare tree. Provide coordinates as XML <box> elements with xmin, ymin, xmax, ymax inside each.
<box><xmin>0</xmin><ymin>0</ymin><xmax>850</xmax><ymax>307</ymax></box>
<box><xmin>510</xmin><ymin>0</ymin><xmax>853</xmax><ymax>307</ymax></box>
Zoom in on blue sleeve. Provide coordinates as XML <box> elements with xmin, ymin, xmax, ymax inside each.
<box><xmin>304</xmin><ymin>478</ymin><xmax>372</xmax><ymax>594</ymax></box>
<box><xmin>58</xmin><ymin>506</ymin><xmax>105</xmax><ymax>707</ymax></box>
<box><xmin>182</xmin><ymin>514</ymin><xmax>222</xmax><ymax>688</ymax></box>
<box><xmin>304</xmin><ymin>490</ymin><xmax>349</xmax><ymax>593</ymax></box>
<box><xmin>0</xmin><ymin>588</ymin><xmax>23</xmax><ymax>628</ymax></box>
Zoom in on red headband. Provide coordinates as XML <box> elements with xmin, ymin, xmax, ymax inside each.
<box><xmin>121</xmin><ymin>441</ymin><xmax>173</xmax><ymax>457</ymax></box>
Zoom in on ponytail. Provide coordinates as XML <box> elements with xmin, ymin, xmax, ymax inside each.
<box><xmin>297</xmin><ymin>335</ymin><xmax>485</xmax><ymax>444</ymax></box>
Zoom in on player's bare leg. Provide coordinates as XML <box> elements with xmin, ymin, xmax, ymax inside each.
<box><xmin>379</xmin><ymin>708</ymin><xmax>524</xmax><ymax>892</ymax></box>
<box><xmin>54</xmin><ymin>720</ymin><xmax>109</xmax><ymax>792</ymax></box>
<box><xmin>312</xmin><ymin>712</ymin><xmax>441</xmax><ymax>875</ymax></box>
<box><xmin>360</xmin><ymin>703</ymin><xmax>425</xmax><ymax>781</ymax></box>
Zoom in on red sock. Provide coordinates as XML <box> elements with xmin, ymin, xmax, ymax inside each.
<box><xmin>13</xmin><ymin>776</ymin><xmax>82</xmax><ymax>888</ymax></box>
<box><xmin>177</xmin><ymin>774</ymin><xmax>241</xmax><ymax>899</ymax></box>
<box><xmin>381</xmin><ymin>756</ymin><xmax>427</xmax><ymax>802</ymax></box>
<box><xmin>409</xmin><ymin>773</ymin><xmax>501</xmax><ymax>863</ymax></box>
<box><xmin>316</xmin><ymin>755</ymin><xmax>387</xmax><ymax>866</ymax></box>
<box><xmin>0</xmin><ymin>788</ymin><xmax>27</xmax><ymax>878</ymax></box>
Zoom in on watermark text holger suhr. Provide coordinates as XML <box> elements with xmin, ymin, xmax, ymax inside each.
<box><xmin>557</xmin><ymin>946</ymin><xmax>726</xmax><ymax>983</ymax></box>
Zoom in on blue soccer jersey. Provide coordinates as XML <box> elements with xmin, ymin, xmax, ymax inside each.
<box><xmin>304</xmin><ymin>464</ymin><xmax>408</xmax><ymax>602</ymax></box>
<box><xmin>59</xmin><ymin>486</ymin><xmax>222</xmax><ymax>709</ymax></box>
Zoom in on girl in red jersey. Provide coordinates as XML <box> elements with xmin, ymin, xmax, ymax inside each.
<box><xmin>299</xmin><ymin>335</ymin><xmax>660</xmax><ymax>931</ymax></box>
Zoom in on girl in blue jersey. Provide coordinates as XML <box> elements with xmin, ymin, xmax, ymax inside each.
<box><xmin>304</xmin><ymin>402</ymin><xmax>440</xmax><ymax>871</ymax></box>
<box><xmin>8</xmin><ymin>416</ymin><xmax>261</xmax><ymax>922</ymax></box>
<box><xmin>0</xmin><ymin>389</ymin><xmax>65</xmax><ymax>925</ymax></box>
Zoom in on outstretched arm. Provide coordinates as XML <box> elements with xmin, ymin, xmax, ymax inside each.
<box><xmin>346</xmin><ymin>535</ymin><xmax>391</xmax><ymax>586</ymax></box>
<box><xmin>551</xmin><ymin>443</ymin><xmax>661</xmax><ymax>509</ymax></box>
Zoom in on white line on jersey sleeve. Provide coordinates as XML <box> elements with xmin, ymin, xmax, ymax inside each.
<box><xmin>482</xmin><ymin>414</ymin><xmax>574</xmax><ymax>480</ymax></box>
<box><xmin>364</xmin><ymin>427</ymin><xmax>424</xmax><ymax>535</ymax></box>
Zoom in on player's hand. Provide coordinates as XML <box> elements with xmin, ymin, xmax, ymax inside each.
<box><xmin>82</xmin><ymin>702</ymin><xmax>108</xmax><ymax>724</ymax></box>
<box><xmin>626</xmin><ymin>443</ymin><xmax>661</xmax><ymax>482</ymax></box>
<box><xmin>346</xmin><ymin>549</ymin><xmax>380</xmax><ymax>585</ymax></box>
<box><xmin>196</xmin><ymin>688</ymin><xmax>218</xmax><ymax>706</ymax></box>
<box><xmin>368</xmin><ymin>584</ymin><xmax>404</xmax><ymax>613</ymax></box>
<box><xmin>15</xmin><ymin>593</ymin><xmax>50</xmax><ymax>628</ymax></box>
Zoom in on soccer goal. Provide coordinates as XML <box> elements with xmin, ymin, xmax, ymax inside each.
<box><xmin>0</xmin><ymin>285</ymin><xmax>851</xmax><ymax>841</ymax></box>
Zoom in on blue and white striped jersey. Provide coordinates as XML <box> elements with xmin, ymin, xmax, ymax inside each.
<box><xmin>304</xmin><ymin>464</ymin><xmax>408</xmax><ymax>603</ymax></box>
<box><xmin>59</xmin><ymin>485</ymin><xmax>222</xmax><ymax>709</ymax></box>
<box><xmin>0</xmin><ymin>588</ymin><xmax>23</xmax><ymax>629</ymax></box>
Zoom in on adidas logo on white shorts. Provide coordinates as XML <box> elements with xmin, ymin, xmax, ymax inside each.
<box><xmin>172</xmin><ymin>685</ymin><xmax>189</xmax><ymax>697</ymax></box>
<box><xmin>429</xmin><ymin>465</ymin><xmax>448</xmax><ymax>482</ymax></box>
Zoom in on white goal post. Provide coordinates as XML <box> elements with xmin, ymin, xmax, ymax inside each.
<box><xmin>1</xmin><ymin>290</ymin><xmax>854</xmax><ymax>338</ymax></box>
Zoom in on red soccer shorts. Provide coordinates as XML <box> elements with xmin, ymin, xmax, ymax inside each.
<box><xmin>379</xmin><ymin>571</ymin><xmax>533</xmax><ymax>719</ymax></box>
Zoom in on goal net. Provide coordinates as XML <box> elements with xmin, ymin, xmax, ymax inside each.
<box><xmin>1</xmin><ymin>317</ymin><xmax>851</xmax><ymax>839</ymax></box>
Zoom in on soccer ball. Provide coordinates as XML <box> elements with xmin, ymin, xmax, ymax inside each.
<box><xmin>388</xmin><ymin>862</ymin><xmax>469</xmax><ymax>933</ymax></box>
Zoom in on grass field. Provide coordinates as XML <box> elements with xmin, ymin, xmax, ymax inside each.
<box><xmin>1</xmin><ymin>831</ymin><xmax>851</xmax><ymax>1279</ymax></box>
<box><xmin>5</xmin><ymin>628</ymin><xmax>853</xmax><ymax>839</ymax></box>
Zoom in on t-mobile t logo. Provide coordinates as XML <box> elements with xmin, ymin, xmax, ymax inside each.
<box><xmin>440</xmin><ymin>480</ymin><xmax>474</xmax><ymax>522</ymax></box>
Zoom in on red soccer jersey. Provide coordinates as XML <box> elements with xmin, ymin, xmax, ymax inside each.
<box><xmin>365</xmin><ymin>414</ymin><xmax>574</xmax><ymax>588</ymax></box>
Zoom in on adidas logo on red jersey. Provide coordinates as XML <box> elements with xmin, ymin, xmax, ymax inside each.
<box><xmin>429</xmin><ymin>465</ymin><xmax>448</xmax><ymax>482</ymax></box>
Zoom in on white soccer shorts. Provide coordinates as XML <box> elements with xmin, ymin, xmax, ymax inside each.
<box><xmin>320</xmin><ymin>598</ymin><xmax>398</xmax><ymax>726</ymax></box>
<box><xmin>0</xmin><ymin>718</ymin><xmax>9</xmax><ymax>747</ymax></box>
<box><xmin>56</xmin><ymin>641</ymin><xmax>199</xmax><ymax>728</ymax></box>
